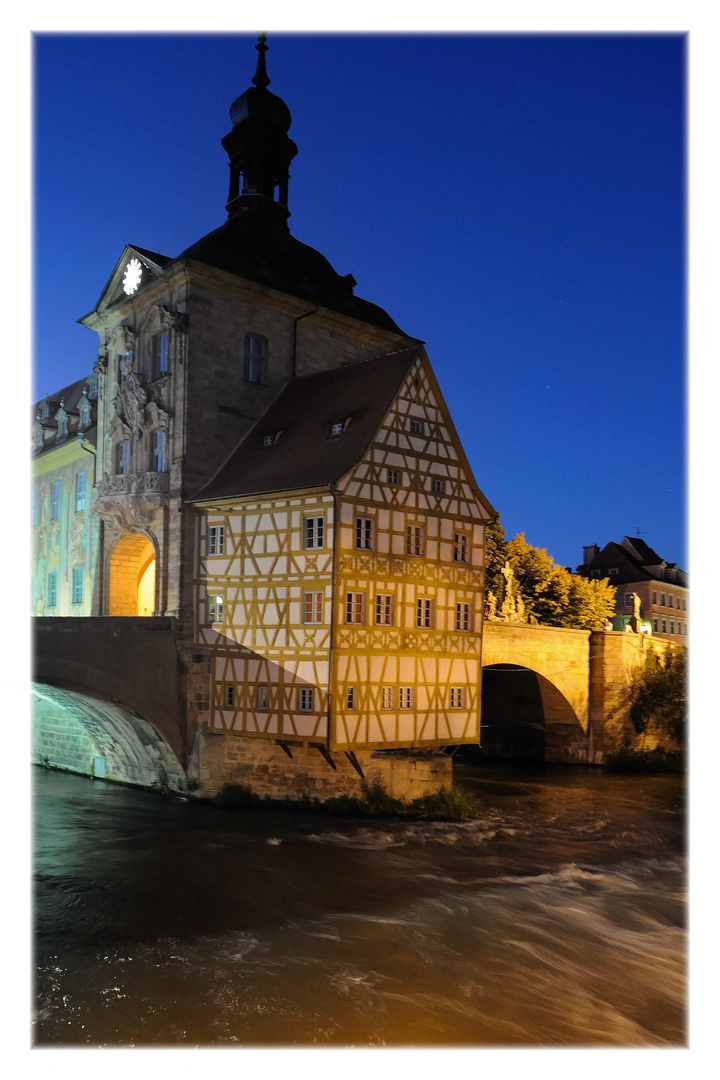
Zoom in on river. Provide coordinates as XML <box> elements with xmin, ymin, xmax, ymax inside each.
<box><xmin>32</xmin><ymin>763</ymin><xmax>686</xmax><ymax>1047</ymax></box>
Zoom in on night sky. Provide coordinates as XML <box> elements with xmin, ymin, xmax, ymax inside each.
<box><xmin>32</xmin><ymin>32</ymin><xmax>686</xmax><ymax>573</ymax></box>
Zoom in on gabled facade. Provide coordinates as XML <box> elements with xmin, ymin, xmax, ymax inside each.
<box><xmin>577</xmin><ymin>537</ymin><xmax>688</xmax><ymax>641</ymax></box>
<box><xmin>193</xmin><ymin>347</ymin><xmax>494</xmax><ymax>751</ymax></box>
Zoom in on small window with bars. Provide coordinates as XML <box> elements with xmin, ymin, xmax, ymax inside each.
<box><xmin>346</xmin><ymin>592</ymin><xmax>366</xmax><ymax>624</ymax></box>
<box><xmin>432</xmin><ymin>478</ymin><xmax>443</xmax><ymax>494</ymax></box>
<box><xmin>454</xmin><ymin>532</ymin><xmax>469</xmax><ymax>563</ymax></box>
<box><xmin>208</xmin><ymin>525</ymin><xmax>225</xmax><ymax>555</ymax></box>
<box><xmin>410</xmin><ymin>419</ymin><xmax>424</xmax><ymax>435</ymax></box>
<box><xmin>304</xmin><ymin>516</ymin><xmax>324</xmax><ymax>549</ymax></box>
<box><xmin>224</xmin><ymin>685</ymin><xmax>235</xmax><ymax>708</ymax></box>
<box><xmin>303</xmin><ymin>591</ymin><xmax>324</xmax><ymax>624</ymax></box>
<box><xmin>355</xmin><ymin>517</ymin><xmax>374</xmax><ymax>550</ymax></box>
<box><xmin>375</xmin><ymin>594</ymin><xmax>394</xmax><ymax>625</ymax></box>
<box><xmin>262</xmin><ymin>431</ymin><xmax>280</xmax><ymax>447</ymax></box>
<box><xmin>399</xmin><ymin>687</ymin><xmax>413</xmax><ymax>710</ymax></box>
<box><xmin>207</xmin><ymin>593</ymin><xmax>224</xmax><ymax>625</ymax></box>
<box><xmin>449</xmin><ymin>687</ymin><xmax>466</xmax><ymax>709</ymax></box>
<box><xmin>416</xmin><ymin>598</ymin><xmax>433</xmax><ymax>628</ymax></box>
<box><xmin>299</xmin><ymin>687</ymin><xmax>314</xmax><ymax>712</ymax></box>
<box><xmin>244</xmin><ymin>334</ymin><xmax>267</xmax><ymax>384</ymax></box>
<box><xmin>456</xmin><ymin>602</ymin><xmax>472</xmax><ymax>631</ymax></box>
<box><xmin>328</xmin><ymin>418</ymin><xmax>349</xmax><ymax>438</ymax></box>
<box><xmin>346</xmin><ymin>687</ymin><xmax>356</xmax><ymax>710</ymax></box>
<box><xmin>257</xmin><ymin>685</ymin><xmax>269</xmax><ymax>711</ymax></box>
<box><xmin>406</xmin><ymin>524</ymin><xmax>424</xmax><ymax>556</ymax></box>
<box><xmin>381</xmin><ymin>686</ymin><xmax>395</xmax><ymax>710</ymax></box>
<box><xmin>387</xmin><ymin>469</ymin><xmax>399</xmax><ymax>485</ymax></box>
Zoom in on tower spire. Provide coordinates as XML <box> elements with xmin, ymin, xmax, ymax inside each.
<box><xmin>252</xmin><ymin>33</ymin><xmax>270</xmax><ymax>89</ymax></box>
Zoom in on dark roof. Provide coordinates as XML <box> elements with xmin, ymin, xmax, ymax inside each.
<box><xmin>32</xmin><ymin>374</ymin><xmax>98</xmax><ymax>455</ymax></box>
<box><xmin>192</xmin><ymin>346</ymin><xmax>421</xmax><ymax>502</ymax></box>
<box><xmin>180</xmin><ymin>215</ymin><xmax>407</xmax><ymax>336</ymax></box>
<box><xmin>577</xmin><ymin>538</ymin><xmax>687</xmax><ymax>586</ymax></box>
<box><xmin>127</xmin><ymin>245</ymin><xmax>173</xmax><ymax>269</ymax></box>
<box><xmin>621</xmin><ymin>536</ymin><xmax>664</xmax><ymax>565</ymax></box>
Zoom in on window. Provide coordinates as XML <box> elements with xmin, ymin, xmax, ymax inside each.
<box><xmin>456</xmin><ymin>602</ymin><xmax>472</xmax><ymax>631</ymax></box>
<box><xmin>406</xmin><ymin>524</ymin><xmax>424</xmax><ymax>556</ymax></box>
<box><xmin>117</xmin><ymin>441</ymin><xmax>130</xmax><ymax>475</ymax></box>
<box><xmin>47</xmin><ymin>572</ymin><xmax>58</xmax><ymax>608</ymax></box>
<box><xmin>299</xmin><ymin>687</ymin><xmax>314</xmax><ymax>712</ymax></box>
<box><xmin>623</xmin><ymin>592</ymin><xmax>633</xmax><ymax>605</ymax></box>
<box><xmin>410</xmin><ymin>419</ymin><xmax>423</xmax><ymax>435</ymax></box>
<box><xmin>609</xmin><ymin>567</ymin><xmax>619</xmax><ymax>576</ymax></box>
<box><xmin>662</xmin><ymin>619</ymin><xmax>667</xmax><ymax>633</ymax></box>
<box><xmin>375</xmin><ymin>594</ymin><xmax>394</xmax><ymax>625</ymax></box>
<box><xmin>262</xmin><ymin>431</ymin><xmax>280</xmax><ymax>447</ymax></box>
<box><xmin>304</xmin><ymin>516</ymin><xmax>324</xmax><ymax>549</ymax></box>
<box><xmin>153</xmin><ymin>430</ymin><xmax>167</xmax><ymax>472</ymax></box>
<box><xmin>328</xmin><ymin>419</ymin><xmax>349</xmax><ymax>438</ymax></box>
<box><xmin>78</xmin><ymin>393</ymin><xmax>91</xmax><ymax>428</ymax></box>
<box><xmin>257</xmin><ymin>685</ymin><xmax>269</xmax><ymax>711</ymax></box>
<box><xmin>590</xmin><ymin>569</ymin><xmax>600</xmax><ymax>577</ymax></box>
<box><xmin>31</xmin><ymin>491</ymin><xmax>38</xmax><ymax>528</ymax></box>
<box><xmin>244</xmin><ymin>334</ymin><xmax>267</xmax><ymax>384</ymax></box>
<box><xmin>86</xmin><ymin>373</ymin><xmax>98</xmax><ymax>399</ymax></box>
<box><xmin>153</xmin><ymin>331</ymin><xmax>169</xmax><ymax>378</ymax></box>
<box><xmin>399</xmin><ymin>687</ymin><xmax>413</xmax><ymax>710</ymax></box>
<box><xmin>432</xmin><ymin>478</ymin><xmax>443</xmax><ymax>494</ymax></box>
<box><xmin>652</xmin><ymin>590</ymin><xmax>658</xmax><ymax>605</ymax></box>
<box><xmin>303</xmin><ymin>591</ymin><xmax>324</xmax><ymax>624</ymax></box>
<box><xmin>208</xmin><ymin>525</ymin><xmax>225</xmax><ymax>555</ymax></box>
<box><xmin>355</xmin><ymin>517</ymin><xmax>374</xmax><ymax>550</ymax></box>
<box><xmin>51</xmin><ymin>481</ymin><xmax>60</xmax><ymax>521</ymax></box>
<box><xmin>653</xmin><ymin>618</ymin><xmax>659</xmax><ymax>632</ymax></box>
<box><xmin>660</xmin><ymin>593</ymin><xmax>666</xmax><ymax>606</ymax></box>
<box><xmin>668</xmin><ymin>594</ymin><xmax>674</xmax><ymax>608</ymax></box>
<box><xmin>454</xmin><ymin>532</ymin><xmax>469</xmax><ymax>563</ymax></box>
<box><xmin>224</xmin><ymin>685</ymin><xmax>235</xmax><ymax>708</ymax></box>
<box><xmin>346</xmin><ymin>687</ymin><xmax>356</xmax><ymax>710</ymax></box>
<box><xmin>450</xmin><ymin>687</ymin><xmax>465</xmax><ymax>709</ymax></box>
<box><xmin>120</xmin><ymin>352</ymin><xmax>133</xmax><ymax>381</ymax></box>
<box><xmin>387</xmin><ymin>469</ymin><xmax>399</xmax><ymax>485</ymax></box>
<box><xmin>416</xmin><ymin>598</ymin><xmax>433</xmax><ymax>628</ymax></box>
<box><xmin>74</xmin><ymin>471</ymin><xmax>86</xmax><ymax>514</ymax></box>
<box><xmin>670</xmin><ymin>620</ymin><xmax>675</xmax><ymax>635</ymax></box>
<box><xmin>381</xmin><ymin>686</ymin><xmax>395</xmax><ymax>710</ymax></box>
<box><xmin>346</xmin><ymin>592</ymin><xmax>366</xmax><ymax>624</ymax></box>
<box><xmin>40</xmin><ymin>396</ymin><xmax>50</xmax><ymax>420</ymax></box>
<box><xmin>207</xmin><ymin>593</ymin><xmax>224</xmax><ymax>625</ymax></box>
<box><xmin>72</xmin><ymin>568</ymin><xmax>83</xmax><ymax>606</ymax></box>
<box><xmin>56</xmin><ymin>407</ymin><xmax>68</xmax><ymax>439</ymax></box>
<box><xmin>34</xmin><ymin>426</ymin><xmax>44</xmax><ymax>449</ymax></box>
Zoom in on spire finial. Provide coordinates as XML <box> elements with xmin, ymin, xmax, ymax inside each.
<box><xmin>252</xmin><ymin>33</ymin><xmax>270</xmax><ymax>89</ymax></box>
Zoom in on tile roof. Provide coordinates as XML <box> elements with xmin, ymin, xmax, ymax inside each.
<box><xmin>192</xmin><ymin>346</ymin><xmax>422</xmax><ymax>502</ymax></box>
<box><xmin>32</xmin><ymin>374</ymin><xmax>97</xmax><ymax>455</ymax></box>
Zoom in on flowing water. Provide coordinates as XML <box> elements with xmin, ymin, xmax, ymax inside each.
<box><xmin>33</xmin><ymin>763</ymin><xmax>686</xmax><ymax>1047</ymax></box>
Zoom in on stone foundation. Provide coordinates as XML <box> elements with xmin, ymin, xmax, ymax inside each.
<box><xmin>188</xmin><ymin>731</ymin><xmax>453</xmax><ymax>803</ymax></box>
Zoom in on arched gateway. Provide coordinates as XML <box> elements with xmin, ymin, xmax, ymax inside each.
<box><xmin>108</xmin><ymin>533</ymin><xmax>156</xmax><ymax>616</ymax></box>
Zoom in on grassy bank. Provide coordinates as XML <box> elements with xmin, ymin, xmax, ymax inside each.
<box><xmin>604</xmin><ymin>748</ymin><xmax>685</xmax><ymax>773</ymax></box>
<box><xmin>212</xmin><ymin>778</ymin><xmax>481</xmax><ymax>820</ymax></box>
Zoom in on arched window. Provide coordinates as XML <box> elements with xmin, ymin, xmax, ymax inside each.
<box><xmin>153</xmin><ymin>331</ymin><xmax>169</xmax><ymax>379</ymax></box>
<box><xmin>117</xmin><ymin>440</ymin><xmax>131</xmax><ymax>475</ymax></box>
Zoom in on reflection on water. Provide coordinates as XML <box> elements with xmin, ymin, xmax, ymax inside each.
<box><xmin>33</xmin><ymin>764</ymin><xmax>685</xmax><ymax>1046</ymax></box>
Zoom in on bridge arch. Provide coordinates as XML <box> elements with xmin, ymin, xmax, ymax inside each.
<box><xmin>107</xmin><ymin>530</ymin><xmax>157</xmax><ymax>616</ymax></box>
<box><xmin>481</xmin><ymin>664</ymin><xmax>588</xmax><ymax>762</ymax></box>
<box><xmin>32</xmin><ymin>682</ymin><xmax>187</xmax><ymax>793</ymax></box>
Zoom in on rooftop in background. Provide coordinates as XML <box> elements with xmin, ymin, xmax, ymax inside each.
<box><xmin>577</xmin><ymin>536</ymin><xmax>687</xmax><ymax>588</ymax></box>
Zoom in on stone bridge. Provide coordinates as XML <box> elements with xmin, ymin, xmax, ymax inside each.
<box><xmin>32</xmin><ymin>617</ymin><xmax>655</xmax><ymax>792</ymax></box>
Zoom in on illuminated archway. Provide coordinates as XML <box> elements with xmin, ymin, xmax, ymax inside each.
<box><xmin>108</xmin><ymin>533</ymin><xmax>156</xmax><ymax>616</ymax></box>
<box><xmin>481</xmin><ymin>664</ymin><xmax>586</xmax><ymax>762</ymax></box>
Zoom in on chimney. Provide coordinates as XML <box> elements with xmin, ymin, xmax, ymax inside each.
<box><xmin>583</xmin><ymin>544</ymin><xmax>600</xmax><ymax>565</ymax></box>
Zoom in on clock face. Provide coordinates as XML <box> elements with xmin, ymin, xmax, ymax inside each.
<box><xmin>122</xmin><ymin>258</ymin><xmax>143</xmax><ymax>295</ymax></box>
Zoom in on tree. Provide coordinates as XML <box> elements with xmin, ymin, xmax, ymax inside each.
<box><xmin>483</xmin><ymin>519</ymin><xmax>616</xmax><ymax>630</ymax></box>
<box><xmin>629</xmin><ymin>647</ymin><xmax>687</xmax><ymax>750</ymax></box>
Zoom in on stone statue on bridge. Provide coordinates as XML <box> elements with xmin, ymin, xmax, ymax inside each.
<box><xmin>486</xmin><ymin>562</ymin><xmax>527</xmax><ymax>624</ymax></box>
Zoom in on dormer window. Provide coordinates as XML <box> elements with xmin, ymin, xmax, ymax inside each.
<box><xmin>609</xmin><ymin>567</ymin><xmax>619</xmax><ymax>576</ymax></box>
<box><xmin>33</xmin><ymin>420</ymin><xmax>44</xmax><ymax>448</ymax></box>
<box><xmin>78</xmin><ymin>391</ymin><xmax>91</xmax><ymax>429</ymax></box>
<box><xmin>244</xmin><ymin>334</ymin><xmax>267</xmax><ymax>385</ymax></box>
<box><xmin>328</xmin><ymin>418</ymin><xmax>350</xmax><ymax>438</ymax></box>
<box><xmin>85</xmin><ymin>373</ymin><xmax>98</xmax><ymax>399</ymax></box>
<box><xmin>40</xmin><ymin>395</ymin><xmax>50</xmax><ymax>421</ymax></box>
<box><xmin>56</xmin><ymin>400</ymin><xmax>68</xmax><ymax>439</ymax></box>
<box><xmin>262</xmin><ymin>431</ymin><xmax>281</xmax><ymax>447</ymax></box>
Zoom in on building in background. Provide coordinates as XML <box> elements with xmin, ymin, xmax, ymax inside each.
<box><xmin>576</xmin><ymin>536</ymin><xmax>688</xmax><ymax>641</ymax></box>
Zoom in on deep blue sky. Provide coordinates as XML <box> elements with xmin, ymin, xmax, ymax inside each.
<box><xmin>33</xmin><ymin>33</ymin><xmax>686</xmax><ymax>572</ymax></box>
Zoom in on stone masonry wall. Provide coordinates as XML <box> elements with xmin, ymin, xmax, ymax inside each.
<box><xmin>188</xmin><ymin>731</ymin><xmax>452</xmax><ymax>803</ymax></box>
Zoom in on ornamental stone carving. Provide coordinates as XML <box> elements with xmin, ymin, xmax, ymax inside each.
<box><xmin>113</xmin><ymin>356</ymin><xmax>148</xmax><ymax>438</ymax></box>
